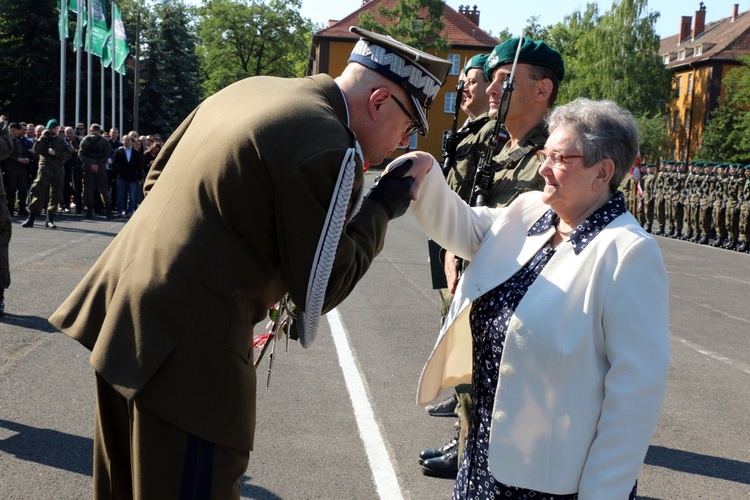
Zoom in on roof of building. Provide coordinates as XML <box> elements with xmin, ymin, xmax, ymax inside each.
<box><xmin>660</xmin><ymin>6</ymin><xmax>750</xmax><ymax>69</ymax></box>
<box><xmin>314</xmin><ymin>0</ymin><xmax>498</xmax><ymax>48</ymax></box>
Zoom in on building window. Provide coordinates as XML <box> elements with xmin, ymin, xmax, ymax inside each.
<box><xmin>663</xmin><ymin>54</ymin><xmax>670</xmax><ymax>64</ymax></box>
<box><xmin>685</xmin><ymin>109</ymin><xmax>691</xmax><ymax>130</ymax></box>
<box><xmin>678</xmin><ymin>49</ymin><xmax>686</xmax><ymax>60</ymax></box>
<box><xmin>695</xmin><ymin>45</ymin><xmax>703</xmax><ymax>56</ymax></box>
<box><xmin>448</xmin><ymin>54</ymin><xmax>460</xmax><ymax>75</ymax></box>
<box><xmin>673</xmin><ymin>110</ymin><xmax>680</xmax><ymax>131</ymax></box>
<box><xmin>676</xmin><ymin>76</ymin><xmax>682</xmax><ymax>96</ymax></box>
<box><xmin>687</xmin><ymin>74</ymin><xmax>693</xmax><ymax>95</ymax></box>
<box><xmin>445</xmin><ymin>91</ymin><xmax>458</xmax><ymax>114</ymax></box>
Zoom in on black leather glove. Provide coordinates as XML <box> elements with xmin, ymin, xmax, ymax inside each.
<box><xmin>365</xmin><ymin>160</ymin><xmax>415</xmax><ymax>220</ymax></box>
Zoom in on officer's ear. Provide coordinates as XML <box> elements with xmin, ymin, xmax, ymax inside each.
<box><xmin>369</xmin><ymin>87</ymin><xmax>390</xmax><ymax>120</ymax></box>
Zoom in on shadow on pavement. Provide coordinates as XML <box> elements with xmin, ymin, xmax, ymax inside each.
<box><xmin>645</xmin><ymin>444</ymin><xmax>750</xmax><ymax>484</ymax></box>
<box><xmin>239</xmin><ymin>475</ymin><xmax>283</xmax><ymax>499</ymax></box>
<box><xmin>0</xmin><ymin>419</ymin><xmax>92</xmax><ymax>476</ymax></box>
<box><xmin>0</xmin><ymin>313</ymin><xmax>56</xmax><ymax>331</ymax></box>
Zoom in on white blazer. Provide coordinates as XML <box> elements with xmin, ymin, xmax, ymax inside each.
<box><xmin>412</xmin><ymin>163</ymin><xmax>670</xmax><ymax>499</ymax></box>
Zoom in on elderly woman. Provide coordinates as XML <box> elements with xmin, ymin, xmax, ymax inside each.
<box><xmin>395</xmin><ymin>98</ymin><xmax>670</xmax><ymax>499</ymax></box>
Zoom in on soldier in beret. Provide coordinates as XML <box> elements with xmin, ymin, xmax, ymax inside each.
<box><xmin>738</xmin><ymin>165</ymin><xmax>750</xmax><ymax>252</ymax></box>
<box><xmin>48</xmin><ymin>27</ymin><xmax>452</xmax><ymax>497</ymax></box>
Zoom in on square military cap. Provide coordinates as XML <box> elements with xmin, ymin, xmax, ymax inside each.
<box><xmin>348</xmin><ymin>26</ymin><xmax>453</xmax><ymax>136</ymax></box>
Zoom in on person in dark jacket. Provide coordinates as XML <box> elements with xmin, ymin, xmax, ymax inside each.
<box><xmin>111</xmin><ymin>136</ymin><xmax>143</xmax><ymax>217</ymax></box>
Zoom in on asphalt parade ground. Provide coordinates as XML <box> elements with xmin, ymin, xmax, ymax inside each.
<box><xmin>1</xmin><ymin>172</ymin><xmax>749</xmax><ymax>499</ymax></box>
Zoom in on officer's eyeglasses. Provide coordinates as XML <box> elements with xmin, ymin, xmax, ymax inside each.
<box><xmin>389</xmin><ymin>94</ymin><xmax>422</xmax><ymax>137</ymax></box>
<box><xmin>536</xmin><ymin>150</ymin><xmax>585</xmax><ymax>165</ymax></box>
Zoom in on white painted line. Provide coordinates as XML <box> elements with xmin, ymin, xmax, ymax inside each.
<box><xmin>673</xmin><ymin>336</ymin><xmax>750</xmax><ymax>375</ymax></box>
<box><xmin>327</xmin><ymin>309</ymin><xmax>404</xmax><ymax>500</ymax></box>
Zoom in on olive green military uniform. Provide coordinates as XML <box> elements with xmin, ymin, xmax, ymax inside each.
<box><xmin>445</xmin><ymin>113</ymin><xmax>495</xmax><ymax>202</ymax></box>
<box><xmin>724</xmin><ymin>166</ymin><xmax>743</xmax><ymax>249</ymax></box>
<box><xmin>698</xmin><ymin>166</ymin><xmax>715</xmax><ymax>244</ymax></box>
<box><xmin>0</xmin><ymin>122</ymin><xmax>13</xmax><ymax>308</ymax></box>
<box><xmin>28</xmin><ymin>133</ymin><xmax>72</xmax><ymax>220</ymax></box>
<box><xmin>641</xmin><ymin>167</ymin><xmax>655</xmax><ymax>231</ymax></box>
<box><xmin>738</xmin><ymin>166</ymin><xmax>750</xmax><ymax>252</ymax></box>
<box><xmin>653</xmin><ymin>167</ymin><xmax>666</xmax><ymax>235</ymax></box>
<box><xmin>2</xmin><ymin>134</ymin><xmax>29</xmax><ymax>215</ymax></box>
<box><xmin>711</xmin><ymin>168</ymin><xmax>729</xmax><ymax>246</ymax></box>
<box><xmin>78</xmin><ymin>133</ymin><xmax>113</xmax><ymax>217</ymax></box>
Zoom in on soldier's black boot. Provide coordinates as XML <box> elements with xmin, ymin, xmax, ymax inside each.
<box><xmin>45</xmin><ymin>214</ymin><xmax>57</xmax><ymax>229</ymax></box>
<box><xmin>85</xmin><ymin>208</ymin><xmax>94</xmax><ymax>219</ymax></box>
<box><xmin>21</xmin><ymin>214</ymin><xmax>35</xmax><ymax>228</ymax></box>
<box><xmin>698</xmin><ymin>234</ymin><xmax>709</xmax><ymax>245</ymax></box>
<box><xmin>681</xmin><ymin>230</ymin><xmax>693</xmax><ymax>241</ymax></box>
<box><xmin>738</xmin><ymin>240</ymin><xmax>748</xmax><ymax>252</ymax></box>
<box><xmin>711</xmin><ymin>237</ymin><xmax>725</xmax><ymax>247</ymax></box>
<box><xmin>723</xmin><ymin>237</ymin><xmax>736</xmax><ymax>250</ymax></box>
<box><xmin>690</xmin><ymin>232</ymin><xmax>701</xmax><ymax>243</ymax></box>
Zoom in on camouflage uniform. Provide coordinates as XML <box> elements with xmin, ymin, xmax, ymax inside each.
<box><xmin>697</xmin><ymin>165</ymin><xmax>715</xmax><ymax>244</ymax></box>
<box><xmin>26</xmin><ymin>131</ymin><xmax>72</xmax><ymax>224</ymax></box>
<box><xmin>738</xmin><ymin>166</ymin><xmax>750</xmax><ymax>252</ymax></box>
<box><xmin>670</xmin><ymin>163</ymin><xmax>686</xmax><ymax>238</ymax></box>
<box><xmin>653</xmin><ymin>164</ymin><xmax>667</xmax><ymax>235</ymax></box>
<box><xmin>723</xmin><ymin>165</ymin><xmax>743</xmax><ymax>249</ymax></box>
<box><xmin>711</xmin><ymin>165</ymin><xmax>729</xmax><ymax>247</ymax></box>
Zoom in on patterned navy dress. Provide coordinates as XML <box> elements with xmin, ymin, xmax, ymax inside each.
<box><xmin>453</xmin><ymin>192</ymin><xmax>637</xmax><ymax>500</ymax></box>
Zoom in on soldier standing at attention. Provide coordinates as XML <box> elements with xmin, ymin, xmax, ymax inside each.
<box><xmin>21</xmin><ymin>119</ymin><xmax>72</xmax><ymax>229</ymax></box>
<box><xmin>421</xmin><ymin>53</ymin><xmax>496</xmax><ymax>477</ymax></box>
<box><xmin>711</xmin><ymin>163</ymin><xmax>729</xmax><ymax>247</ymax></box>
<box><xmin>78</xmin><ymin>123</ymin><xmax>113</xmax><ymax>219</ymax></box>
<box><xmin>48</xmin><ymin>27</ymin><xmax>452</xmax><ymax>498</ymax></box>
<box><xmin>641</xmin><ymin>164</ymin><xmax>655</xmax><ymax>232</ymax></box>
<box><xmin>0</xmin><ymin>119</ymin><xmax>13</xmax><ymax>315</ymax></box>
<box><xmin>670</xmin><ymin>161</ymin><xmax>686</xmax><ymax>238</ymax></box>
<box><xmin>697</xmin><ymin>163</ymin><xmax>715</xmax><ymax>244</ymax></box>
<box><xmin>723</xmin><ymin>164</ymin><xmax>743</xmax><ymax>250</ymax></box>
<box><xmin>737</xmin><ymin>165</ymin><xmax>750</xmax><ymax>253</ymax></box>
<box><xmin>653</xmin><ymin>161</ymin><xmax>666</xmax><ymax>235</ymax></box>
<box><xmin>2</xmin><ymin>122</ymin><xmax>31</xmax><ymax>216</ymax></box>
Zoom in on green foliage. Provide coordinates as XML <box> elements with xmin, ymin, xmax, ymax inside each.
<box><xmin>529</xmin><ymin>0</ymin><xmax>672</xmax><ymax>116</ymax></box>
<box><xmin>197</xmin><ymin>0</ymin><xmax>314</xmax><ymax>97</ymax></box>
<box><xmin>697</xmin><ymin>56</ymin><xmax>750</xmax><ymax>164</ymax></box>
<box><xmin>635</xmin><ymin>112</ymin><xmax>671</xmax><ymax>162</ymax></box>
<box><xmin>0</xmin><ymin>0</ymin><xmax>62</xmax><ymax>121</ymax></box>
<box><xmin>139</xmin><ymin>1</ymin><xmax>203</xmax><ymax>135</ymax></box>
<box><xmin>358</xmin><ymin>0</ymin><xmax>449</xmax><ymax>52</ymax></box>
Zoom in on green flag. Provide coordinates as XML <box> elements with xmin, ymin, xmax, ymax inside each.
<box><xmin>71</xmin><ymin>0</ymin><xmax>87</xmax><ymax>52</ymax></box>
<box><xmin>103</xmin><ymin>4</ymin><xmax>129</xmax><ymax>74</ymax></box>
<box><xmin>86</xmin><ymin>0</ymin><xmax>110</xmax><ymax>58</ymax></box>
<box><xmin>58</xmin><ymin>0</ymin><xmax>69</xmax><ymax>40</ymax></box>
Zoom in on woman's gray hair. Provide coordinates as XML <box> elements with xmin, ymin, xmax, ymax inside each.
<box><xmin>546</xmin><ymin>98</ymin><xmax>639</xmax><ymax>192</ymax></box>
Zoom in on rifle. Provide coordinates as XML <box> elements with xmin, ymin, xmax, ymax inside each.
<box><xmin>441</xmin><ymin>79</ymin><xmax>465</xmax><ymax>177</ymax></box>
<box><xmin>469</xmin><ymin>34</ymin><xmax>525</xmax><ymax>208</ymax></box>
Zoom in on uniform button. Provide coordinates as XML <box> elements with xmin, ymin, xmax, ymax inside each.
<box><xmin>493</xmin><ymin>411</ymin><xmax>506</xmax><ymax>422</ymax></box>
<box><xmin>500</xmin><ymin>365</ymin><xmax>512</xmax><ymax>376</ymax></box>
<box><xmin>509</xmin><ymin>318</ymin><xmax>521</xmax><ymax>330</ymax></box>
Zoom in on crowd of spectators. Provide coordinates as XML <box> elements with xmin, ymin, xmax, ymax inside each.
<box><xmin>0</xmin><ymin>115</ymin><xmax>163</xmax><ymax>223</ymax></box>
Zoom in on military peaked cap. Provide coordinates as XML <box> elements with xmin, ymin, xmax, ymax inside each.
<box><xmin>348</xmin><ymin>26</ymin><xmax>452</xmax><ymax>136</ymax></box>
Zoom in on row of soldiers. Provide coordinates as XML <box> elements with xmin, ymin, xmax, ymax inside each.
<box><xmin>620</xmin><ymin>161</ymin><xmax>750</xmax><ymax>252</ymax></box>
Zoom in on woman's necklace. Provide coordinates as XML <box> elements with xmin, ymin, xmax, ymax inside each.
<box><xmin>555</xmin><ymin>219</ymin><xmax>573</xmax><ymax>237</ymax></box>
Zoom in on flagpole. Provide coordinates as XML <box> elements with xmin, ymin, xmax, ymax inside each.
<box><xmin>111</xmin><ymin>0</ymin><xmax>116</xmax><ymax>132</ymax></box>
<box><xmin>87</xmin><ymin>0</ymin><xmax>93</xmax><ymax>128</ymax></box>
<box><xmin>60</xmin><ymin>0</ymin><xmax>66</xmax><ymax>126</ymax></box>
<box><xmin>100</xmin><ymin>59</ymin><xmax>105</xmax><ymax>126</ymax></box>
<box><xmin>119</xmin><ymin>73</ymin><xmax>123</xmax><ymax>133</ymax></box>
<box><xmin>75</xmin><ymin>0</ymin><xmax>82</xmax><ymax>126</ymax></box>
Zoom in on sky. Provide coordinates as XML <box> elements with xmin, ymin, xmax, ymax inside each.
<box><xmin>292</xmin><ymin>0</ymin><xmax>748</xmax><ymax>38</ymax></box>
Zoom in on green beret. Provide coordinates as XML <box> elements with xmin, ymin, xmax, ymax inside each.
<box><xmin>46</xmin><ymin>119</ymin><xmax>59</xmax><ymax>129</ymax></box>
<box><xmin>464</xmin><ymin>53</ymin><xmax>489</xmax><ymax>74</ymax></box>
<box><xmin>484</xmin><ymin>37</ymin><xmax>564</xmax><ymax>82</ymax></box>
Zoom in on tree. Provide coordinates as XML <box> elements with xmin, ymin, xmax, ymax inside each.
<box><xmin>197</xmin><ymin>0</ymin><xmax>314</xmax><ymax>97</ymax></box>
<box><xmin>138</xmin><ymin>1</ymin><xmax>203</xmax><ymax>134</ymax></box>
<box><xmin>358</xmin><ymin>0</ymin><xmax>449</xmax><ymax>52</ymax></box>
<box><xmin>533</xmin><ymin>0</ymin><xmax>672</xmax><ymax>116</ymax></box>
<box><xmin>0</xmin><ymin>0</ymin><xmax>61</xmax><ymax>122</ymax></box>
<box><xmin>696</xmin><ymin>56</ymin><xmax>750</xmax><ymax>164</ymax></box>
<box><xmin>636</xmin><ymin>112</ymin><xmax>672</xmax><ymax>162</ymax></box>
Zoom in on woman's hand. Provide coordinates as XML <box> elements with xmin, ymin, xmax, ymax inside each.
<box><xmin>383</xmin><ymin>151</ymin><xmax>435</xmax><ymax>200</ymax></box>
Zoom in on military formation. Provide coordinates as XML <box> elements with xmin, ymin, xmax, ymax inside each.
<box><xmin>624</xmin><ymin>160</ymin><xmax>750</xmax><ymax>253</ymax></box>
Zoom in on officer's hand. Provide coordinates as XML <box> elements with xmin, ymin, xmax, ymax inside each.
<box><xmin>365</xmin><ymin>161</ymin><xmax>414</xmax><ymax>220</ymax></box>
<box><xmin>384</xmin><ymin>151</ymin><xmax>434</xmax><ymax>200</ymax></box>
